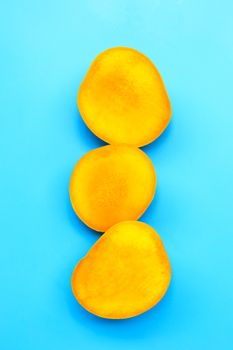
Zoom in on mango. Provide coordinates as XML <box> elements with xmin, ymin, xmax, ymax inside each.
<box><xmin>77</xmin><ymin>47</ymin><xmax>171</xmax><ymax>147</ymax></box>
<box><xmin>69</xmin><ymin>145</ymin><xmax>156</xmax><ymax>232</ymax></box>
<box><xmin>71</xmin><ymin>221</ymin><xmax>171</xmax><ymax>319</ymax></box>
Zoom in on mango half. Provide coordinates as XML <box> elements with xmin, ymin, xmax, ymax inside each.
<box><xmin>78</xmin><ymin>47</ymin><xmax>171</xmax><ymax>147</ymax></box>
<box><xmin>71</xmin><ymin>221</ymin><xmax>171</xmax><ymax>319</ymax></box>
<box><xmin>69</xmin><ymin>144</ymin><xmax>156</xmax><ymax>232</ymax></box>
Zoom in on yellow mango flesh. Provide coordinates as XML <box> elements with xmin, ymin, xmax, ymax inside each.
<box><xmin>71</xmin><ymin>221</ymin><xmax>171</xmax><ymax>319</ymax></box>
<box><xmin>69</xmin><ymin>145</ymin><xmax>156</xmax><ymax>232</ymax></box>
<box><xmin>78</xmin><ymin>47</ymin><xmax>172</xmax><ymax>147</ymax></box>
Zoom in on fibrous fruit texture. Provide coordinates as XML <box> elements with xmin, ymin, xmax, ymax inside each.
<box><xmin>71</xmin><ymin>221</ymin><xmax>171</xmax><ymax>319</ymax></box>
<box><xmin>69</xmin><ymin>144</ymin><xmax>156</xmax><ymax>232</ymax></box>
<box><xmin>78</xmin><ymin>47</ymin><xmax>171</xmax><ymax>147</ymax></box>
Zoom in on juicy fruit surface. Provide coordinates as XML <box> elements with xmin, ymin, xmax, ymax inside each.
<box><xmin>71</xmin><ymin>221</ymin><xmax>171</xmax><ymax>319</ymax></box>
<box><xmin>69</xmin><ymin>145</ymin><xmax>156</xmax><ymax>232</ymax></box>
<box><xmin>78</xmin><ymin>47</ymin><xmax>172</xmax><ymax>147</ymax></box>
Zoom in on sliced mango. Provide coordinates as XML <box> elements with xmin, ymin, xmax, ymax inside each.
<box><xmin>71</xmin><ymin>221</ymin><xmax>171</xmax><ymax>319</ymax></box>
<box><xmin>78</xmin><ymin>47</ymin><xmax>171</xmax><ymax>147</ymax></box>
<box><xmin>69</xmin><ymin>145</ymin><xmax>156</xmax><ymax>232</ymax></box>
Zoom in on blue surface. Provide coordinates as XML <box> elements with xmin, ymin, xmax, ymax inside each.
<box><xmin>0</xmin><ymin>1</ymin><xmax>233</xmax><ymax>349</ymax></box>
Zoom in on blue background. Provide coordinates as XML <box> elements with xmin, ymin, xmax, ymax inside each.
<box><xmin>0</xmin><ymin>1</ymin><xmax>233</xmax><ymax>349</ymax></box>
